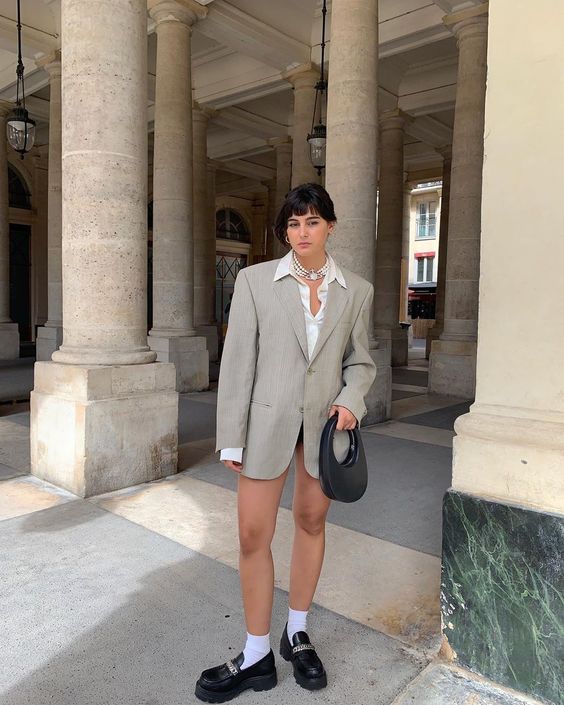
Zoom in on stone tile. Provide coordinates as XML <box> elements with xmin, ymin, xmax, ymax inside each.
<box><xmin>400</xmin><ymin>401</ymin><xmax>472</xmax><ymax>430</ymax></box>
<box><xmin>364</xmin><ymin>421</ymin><xmax>454</xmax><ymax>448</ymax></box>
<box><xmin>93</xmin><ymin>474</ymin><xmax>442</xmax><ymax>650</ymax></box>
<box><xmin>0</xmin><ymin>475</ymin><xmax>76</xmax><ymax>521</ymax></box>
<box><xmin>0</xmin><ymin>418</ymin><xmax>31</xmax><ymax>473</ymax></box>
<box><xmin>390</xmin><ymin>664</ymin><xmax>546</xmax><ymax>705</ymax></box>
<box><xmin>0</xmin><ymin>500</ymin><xmax>426</xmax><ymax>705</ymax></box>
<box><xmin>0</xmin><ymin>463</ymin><xmax>27</xmax><ymax>480</ymax></box>
<box><xmin>392</xmin><ymin>395</ymin><xmax>466</xmax><ymax>421</ymax></box>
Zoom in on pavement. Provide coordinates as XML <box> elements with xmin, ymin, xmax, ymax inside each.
<box><xmin>0</xmin><ymin>346</ymin><xmax>545</xmax><ymax>705</ymax></box>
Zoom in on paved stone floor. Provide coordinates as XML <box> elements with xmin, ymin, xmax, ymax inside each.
<box><xmin>0</xmin><ymin>348</ymin><xmax>543</xmax><ymax>704</ymax></box>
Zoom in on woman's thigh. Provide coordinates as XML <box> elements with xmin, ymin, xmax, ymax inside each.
<box><xmin>292</xmin><ymin>440</ymin><xmax>331</xmax><ymax>531</ymax></box>
<box><xmin>238</xmin><ymin>466</ymin><xmax>289</xmax><ymax>551</ymax></box>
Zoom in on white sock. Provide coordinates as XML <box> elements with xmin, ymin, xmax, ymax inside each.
<box><xmin>241</xmin><ymin>632</ymin><xmax>270</xmax><ymax>670</ymax></box>
<box><xmin>287</xmin><ymin>607</ymin><xmax>308</xmax><ymax>642</ymax></box>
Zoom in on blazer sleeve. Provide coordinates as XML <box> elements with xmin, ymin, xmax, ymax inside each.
<box><xmin>331</xmin><ymin>283</ymin><xmax>376</xmax><ymax>424</ymax></box>
<box><xmin>215</xmin><ymin>269</ymin><xmax>258</xmax><ymax>451</ymax></box>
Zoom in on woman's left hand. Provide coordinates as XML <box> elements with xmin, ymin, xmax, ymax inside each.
<box><xmin>328</xmin><ymin>405</ymin><xmax>358</xmax><ymax>431</ymax></box>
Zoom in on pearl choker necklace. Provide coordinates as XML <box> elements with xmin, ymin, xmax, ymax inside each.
<box><xmin>291</xmin><ymin>250</ymin><xmax>329</xmax><ymax>281</ymax></box>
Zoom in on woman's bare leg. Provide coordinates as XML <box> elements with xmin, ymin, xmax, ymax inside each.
<box><xmin>237</xmin><ymin>467</ymin><xmax>289</xmax><ymax>635</ymax></box>
<box><xmin>288</xmin><ymin>441</ymin><xmax>331</xmax><ymax>610</ymax></box>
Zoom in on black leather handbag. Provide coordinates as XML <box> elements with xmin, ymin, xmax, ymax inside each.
<box><xmin>319</xmin><ymin>415</ymin><xmax>368</xmax><ymax>503</ymax></box>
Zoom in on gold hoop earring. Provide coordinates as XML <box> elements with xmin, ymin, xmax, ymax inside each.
<box><xmin>285</xmin><ymin>235</ymin><xmax>290</xmax><ymax>244</ymax></box>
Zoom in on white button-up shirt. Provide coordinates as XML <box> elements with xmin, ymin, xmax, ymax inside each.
<box><xmin>220</xmin><ymin>250</ymin><xmax>347</xmax><ymax>463</ymax></box>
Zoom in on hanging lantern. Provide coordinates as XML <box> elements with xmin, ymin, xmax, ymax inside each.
<box><xmin>7</xmin><ymin>0</ymin><xmax>36</xmax><ymax>158</ymax></box>
<box><xmin>307</xmin><ymin>0</ymin><xmax>328</xmax><ymax>175</ymax></box>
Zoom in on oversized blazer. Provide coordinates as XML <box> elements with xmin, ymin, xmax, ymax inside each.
<box><xmin>215</xmin><ymin>257</ymin><xmax>377</xmax><ymax>480</ymax></box>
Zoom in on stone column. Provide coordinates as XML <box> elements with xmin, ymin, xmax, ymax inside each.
<box><xmin>250</xmin><ymin>195</ymin><xmax>267</xmax><ymax>260</ymax></box>
<box><xmin>325</xmin><ymin>0</ymin><xmax>389</xmax><ymax>422</ymax></box>
<box><xmin>0</xmin><ymin>106</ymin><xmax>19</xmax><ymax>359</ymax></box>
<box><xmin>31</xmin><ymin>0</ymin><xmax>178</xmax><ymax>498</ymax></box>
<box><xmin>440</xmin><ymin>3</ymin><xmax>563</xmax><ymax>703</ymax></box>
<box><xmin>36</xmin><ymin>51</ymin><xmax>63</xmax><ymax>361</ymax></box>
<box><xmin>267</xmin><ymin>138</ymin><xmax>292</xmax><ymax>261</ymax></box>
<box><xmin>148</xmin><ymin>0</ymin><xmax>209</xmax><ymax>392</ymax></box>
<box><xmin>429</xmin><ymin>5</ymin><xmax>488</xmax><ymax>397</ymax></box>
<box><xmin>374</xmin><ymin>110</ymin><xmax>408</xmax><ymax>367</ymax></box>
<box><xmin>193</xmin><ymin>102</ymin><xmax>218</xmax><ymax>362</ymax></box>
<box><xmin>426</xmin><ymin>145</ymin><xmax>452</xmax><ymax>357</ymax></box>
<box><xmin>284</xmin><ymin>63</ymin><xmax>321</xmax><ymax>187</ymax></box>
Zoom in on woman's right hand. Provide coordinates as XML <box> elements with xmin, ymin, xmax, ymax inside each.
<box><xmin>222</xmin><ymin>460</ymin><xmax>243</xmax><ymax>473</ymax></box>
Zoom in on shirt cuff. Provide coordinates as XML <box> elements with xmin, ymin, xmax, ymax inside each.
<box><xmin>220</xmin><ymin>447</ymin><xmax>243</xmax><ymax>463</ymax></box>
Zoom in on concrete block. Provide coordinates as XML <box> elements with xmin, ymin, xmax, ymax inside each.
<box><xmin>148</xmin><ymin>334</ymin><xmax>209</xmax><ymax>392</ymax></box>
<box><xmin>35</xmin><ymin>325</ymin><xmax>63</xmax><ymax>361</ymax></box>
<box><xmin>428</xmin><ymin>339</ymin><xmax>476</xmax><ymax>398</ymax></box>
<box><xmin>0</xmin><ymin>323</ymin><xmax>19</xmax><ymax>360</ymax></box>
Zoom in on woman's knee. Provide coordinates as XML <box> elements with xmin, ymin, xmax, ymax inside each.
<box><xmin>239</xmin><ymin>522</ymin><xmax>274</xmax><ymax>556</ymax></box>
<box><xmin>293</xmin><ymin>507</ymin><xmax>327</xmax><ymax>536</ymax></box>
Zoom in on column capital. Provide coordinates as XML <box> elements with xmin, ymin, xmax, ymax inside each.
<box><xmin>379</xmin><ymin>109</ymin><xmax>411</xmax><ymax>131</ymax></box>
<box><xmin>193</xmin><ymin>101</ymin><xmax>217</xmax><ymax>122</ymax></box>
<box><xmin>436</xmin><ymin>144</ymin><xmax>452</xmax><ymax>161</ymax></box>
<box><xmin>148</xmin><ymin>0</ymin><xmax>207</xmax><ymax>27</ymax></box>
<box><xmin>283</xmin><ymin>62</ymin><xmax>320</xmax><ymax>88</ymax></box>
<box><xmin>35</xmin><ymin>49</ymin><xmax>61</xmax><ymax>75</ymax></box>
<box><xmin>443</xmin><ymin>3</ymin><xmax>488</xmax><ymax>41</ymax></box>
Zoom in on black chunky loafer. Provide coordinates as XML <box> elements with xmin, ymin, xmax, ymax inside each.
<box><xmin>195</xmin><ymin>649</ymin><xmax>277</xmax><ymax>703</ymax></box>
<box><xmin>279</xmin><ymin>623</ymin><xmax>327</xmax><ymax>690</ymax></box>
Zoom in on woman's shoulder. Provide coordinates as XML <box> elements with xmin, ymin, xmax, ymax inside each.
<box><xmin>338</xmin><ymin>264</ymin><xmax>373</xmax><ymax>296</ymax></box>
<box><xmin>238</xmin><ymin>259</ymin><xmax>280</xmax><ymax>286</ymax></box>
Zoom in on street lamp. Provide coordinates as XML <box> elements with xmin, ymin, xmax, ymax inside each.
<box><xmin>6</xmin><ymin>0</ymin><xmax>36</xmax><ymax>158</ymax></box>
<box><xmin>307</xmin><ymin>0</ymin><xmax>328</xmax><ymax>175</ymax></box>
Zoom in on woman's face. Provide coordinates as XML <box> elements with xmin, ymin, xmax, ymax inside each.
<box><xmin>286</xmin><ymin>209</ymin><xmax>333</xmax><ymax>259</ymax></box>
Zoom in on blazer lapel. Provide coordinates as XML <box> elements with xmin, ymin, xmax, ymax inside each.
<box><xmin>309</xmin><ymin>281</ymin><xmax>349</xmax><ymax>364</ymax></box>
<box><xmin>273</xmin><ymin>276</ymin><xmax>309</xmax><ymax>361</ymax></box>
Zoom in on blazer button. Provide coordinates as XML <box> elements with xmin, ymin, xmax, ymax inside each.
<box><xmin>307</xmin><ymin>368</ymin><xmax>314</xmax><ymax>375</ymax></box>
<box><xmin>299</xmin><ymin>406</ymin><xmax>304</xmax><ymax>413</ymax></box>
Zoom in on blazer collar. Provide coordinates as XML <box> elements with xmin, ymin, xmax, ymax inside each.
<box><xmin>272</xmin><ymin>271</ymin><xmax>350</xmax><ymax>364</ymax></box>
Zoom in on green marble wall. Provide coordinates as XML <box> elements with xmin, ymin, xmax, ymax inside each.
<box><xmin>441</xmin><ymin>491</ymin><xmax>563</xmax><ymax>705</ymax></box>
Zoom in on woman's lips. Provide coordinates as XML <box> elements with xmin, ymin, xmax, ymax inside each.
<box><xmin>298</xmin><ymin>243</ymin><xmax>311</xmax><ymax>247</ymax></box>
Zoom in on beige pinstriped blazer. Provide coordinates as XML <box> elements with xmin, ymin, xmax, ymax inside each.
<box><xmin>215</xmin><ymin>257</ymin><xmax>376</xmax><ymax>480</ymax></box>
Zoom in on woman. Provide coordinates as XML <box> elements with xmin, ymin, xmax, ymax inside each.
<box><xmin>195</xmin><ymin>183</ymin><xmax>376</xmax><ymax>703</ymax></box>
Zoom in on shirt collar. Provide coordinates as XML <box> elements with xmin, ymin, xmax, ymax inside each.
<box><xmin>273</xmin><ymin>250</ymin><xmax>347</xmax><ymax>289</ymax></box>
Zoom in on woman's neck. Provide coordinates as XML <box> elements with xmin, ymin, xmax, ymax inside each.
<box><xmin>293</xmin><ymin>249</ymin><xmax>327</xmax><ymax>271</ymax></box>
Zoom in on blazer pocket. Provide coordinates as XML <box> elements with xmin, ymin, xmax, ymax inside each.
<box><xmin>250</xmin><ymin>399</ymin><xmax>272</xmax><ymax>407</ymax></box>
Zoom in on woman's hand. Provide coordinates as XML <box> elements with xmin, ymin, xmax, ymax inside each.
<box><xmin>328</xmin><ymin>405</ymin><xmax>358</xmax><ymax>431</ymax></box>
<box><xmin>222</xmin><ymin>460</ymin><xmax>243</xmax><ymax>473</ymax></box>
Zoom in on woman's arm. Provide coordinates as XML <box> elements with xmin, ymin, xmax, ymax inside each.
<box><xmin>215</xmin><ymin>270</ymin><xmax>258</xmax><ymax>451</ymax></box>
<box><xmin>331</xmin><ymin>284</ymin><xmax>376</xmax><ymax>424</ymax></box>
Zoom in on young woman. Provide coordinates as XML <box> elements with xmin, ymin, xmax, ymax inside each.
<box><xmin>195</xmin><ymin>183</ymin><xmax>376</xmax><ymax>703</ymax></box>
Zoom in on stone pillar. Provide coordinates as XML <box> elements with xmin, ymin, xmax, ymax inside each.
<box><xmin>250</xmin><ymin>195</ymin><xmax>267</xmax><ymax>260</ymax></box>
<box><xmin>426</xmin><ymin>145</ymin><xmax>452</xmax><ymax>358</ymax></box>
<box><xmin>36</xmin><ymin>51</ymin><xmax>63</xmax><ymax>361</ymax></box>
<box><xmin>31</xmin><ymin>0</ymin><xmax>178</xmax><ymax>498</ymax></box>
<box><xmin>193</xmin><ymin>102</ymin><xmax>218</xmax><ymax>362</ymax></box>
<box><xmin>148</xmin><ymin>0</ymin><xmax>209</xmax><ymax>392</ymax></box>
<box><xmin>0</xmin><ymin>105</ymin><xmax>19</xmax><ymax>359</ymax></box>
<box><xmin>440</xmin><ymin>3</ymin><xmax>563</xmax><ymax>703</ymax></box>
<box><xmin>325</xmin><ymin>0</ymin><xmax>390</xmax><ymax>423</ymax></box>
<box><xmin>374</xmin><ymin>110</ymin><xmax>408</xmax><ymax>367</ymax></box>
<box><xmin>284</xmin><ymin>63</ymin><xmax>321</xmax><ymax>187</ymax></box>
<box><xmin>428</xmin><ymin>5</ymin><xmax>488</xmax><ymax>397</ymax></box>
<box><xmin>267</xmin><ymin>138</ymin><xmax>292</xmax><ymax>261</ymax></box>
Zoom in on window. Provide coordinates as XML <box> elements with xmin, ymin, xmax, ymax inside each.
<box><xmin>416</xmin><ymin>201</ymin><xmax>437</xmax><ymax>239</ymax></box>
<box><xmin>415</xmin><ymin>255</ymin><xmax>435</xmax><ymax>283</ymax></box>
<box><xmin>216</xmin><ymin>208</ymin><xmax>251</xmax><ymax>243</ymax></box>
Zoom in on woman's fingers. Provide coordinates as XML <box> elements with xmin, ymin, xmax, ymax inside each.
<box><xmin>222</xmin><ymin>460</ymin><xmax>243</xmax><ymax>473</ymax></box>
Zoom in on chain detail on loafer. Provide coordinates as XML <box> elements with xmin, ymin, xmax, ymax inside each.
<box><xmin>292</xmin><ymin>643</ymin><xmax>315</xmax><ymax>654</ymax></box>
<box><xmin>225</xmin><ymin>660</ymin><xmax>239</xmax><ymax>677</ymax></box>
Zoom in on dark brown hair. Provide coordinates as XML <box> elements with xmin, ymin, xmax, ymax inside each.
<box><xmin>273</xmin><ymin>183</ymin><xmax>337</xmax><ymax>245</ymax></box>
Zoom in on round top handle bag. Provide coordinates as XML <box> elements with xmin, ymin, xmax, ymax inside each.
<box><xmin>319</xmin><ymin>414</ymin><xmax>368</xmax><ymax>503</ymax></box>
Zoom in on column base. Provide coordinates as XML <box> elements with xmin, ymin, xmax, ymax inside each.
<box><xmin>148</xmin><ymin>334</ymin><xmax>209</xmax><ymax>392</ymax></box>
<box><xmin>441</xmin><ymin>489</ymin><xmax>562</xmax><ymax>705</ymax></box>
<box><xmin>0</xmin><ymin>322</ymin><xmax>19</xmax><ymax>360</ymax></box>
<box><xmin>428</xmin><ymin>338</ymin><xmax>476</xmax><ymax>398</ymax></box>
<box><xmin>30</xmin><ymin>361</ymin><xmax>179</xmax><ymax>498</ymax></box>
<box><xmin>364</xmin><ymin>345</ymin><xmax>392</xmax><ymax>424</ymax></box>
<box><xmin>425</xmin><ymin>323</ymin><xmax>442</xmax><ymax>359</ymax></box>
<box><xmin>36</xmin><ymin>325</ymin><xmax>63</xmax><ymax>361</ymax></box>
<box><xmin>196</xmin><ymin>324</ymin><xmax>219</xmax><ymax>363</ymax></box>
<box><xmin>374</xmin><ymin>326</ymin><xmax>408</xmax><ymax>367</ymax></box>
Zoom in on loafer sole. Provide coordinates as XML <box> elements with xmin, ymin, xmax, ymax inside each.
<box><xmin>195</xmin><ymin>671</ymin><xmax>277</xmax><ymax>703</ymax></box>
<box><xmin>279</xmin><ymin>638</ymin><xmax>328</xmax><ymax>690</ymax></box>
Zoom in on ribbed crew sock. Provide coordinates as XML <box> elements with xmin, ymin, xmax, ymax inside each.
<box><xmin>241</xmin><ymin>632</ymin><xmax>270</xmax><ymax>670</ymax></box>
<box><xmin>287</xmin><ymin>607</ymin><xmax>309</xmax><ymax>642</ymax></box>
